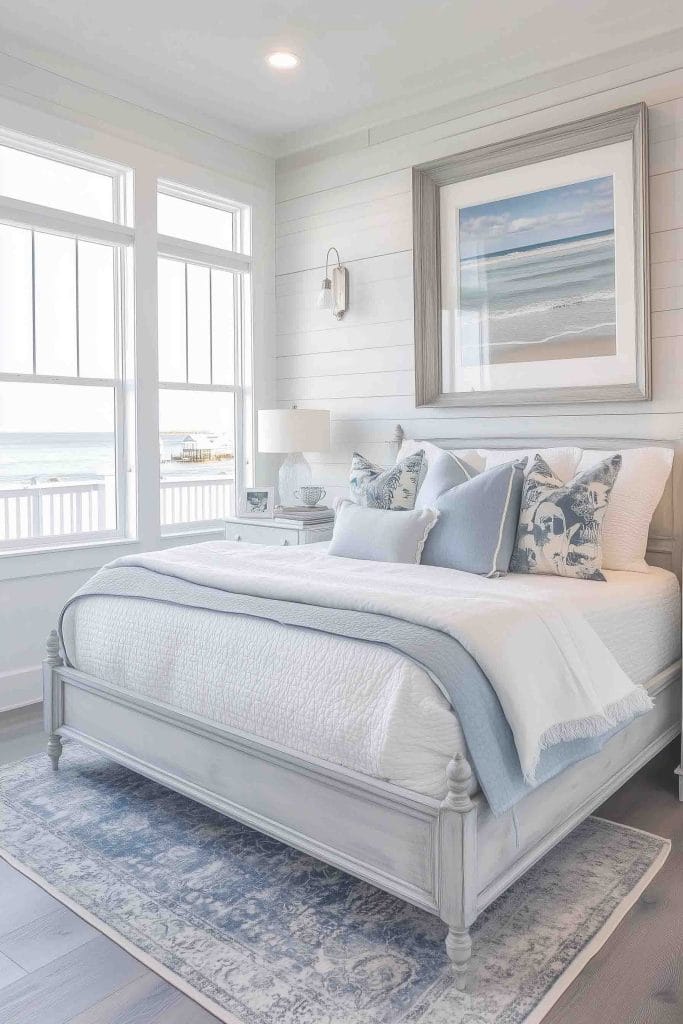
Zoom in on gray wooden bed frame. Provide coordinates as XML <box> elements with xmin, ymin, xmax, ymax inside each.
<box><xmin>43</xmin><ymin>431</ymin><xmax>683</xmax><ymax>989</ymax></box>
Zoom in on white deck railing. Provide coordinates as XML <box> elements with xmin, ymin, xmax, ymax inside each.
<box><xmin>0</xmin><ymin>480</ymin><xmax>106</xmax><ymax>544</ymax></box>
<box><xmin>160</xmin><ymin>474</ymin><xmax>233</xmax><ymax>529</ymax></box>
<box><xmin>0</xmin><ymin>474</ymin><xmax>234</xmax><ymax>546</ymax></box>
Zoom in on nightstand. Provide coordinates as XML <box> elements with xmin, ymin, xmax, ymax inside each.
<box><xmin>223</xmin><ymin>515</ymin><xmax>333</xmax><ymax>547</ymax></box>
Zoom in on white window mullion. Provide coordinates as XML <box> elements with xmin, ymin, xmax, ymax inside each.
<box><xmin>0</xmin><ymin>196</ymin><xmax>134</xmax><ymax>246</ymax></box>
<box><xmin>158</xmin><ymin>381</ymin><xmax>237</xmax><ymax>393</ymax></box>
<box><xmin>133</xmin><ymin>166</ymin><xmax>161</xmax><ymax>549</ymax></box>
<box><xmin>0</xmin><ymin>372</ymin><xmax>115</xmax><ymax>387</ymax></box>
<box><xmin>157</xmin><ymin>234</ymin><xmax>250</xmax><ymax>274</ymax></box>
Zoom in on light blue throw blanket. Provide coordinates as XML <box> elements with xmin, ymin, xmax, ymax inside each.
<box><xmin>60</xmin><ymin>563</ymin><xmax>638</xmax><ymax>816</ymax></box>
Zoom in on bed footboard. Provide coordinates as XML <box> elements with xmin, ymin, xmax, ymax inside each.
<box><xmin>42</xmin><ymin>633</ymin><xmax>478</xmax><ymax>975</ymax></box>
<box><xmin>43</xmin><ymin>632</ymin><xmax>679</xmax><ymax>992</ymax></box>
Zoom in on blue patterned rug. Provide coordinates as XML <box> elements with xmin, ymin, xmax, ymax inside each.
<box><xmin>0</xmin><ymin>747</ymin><xmax>669</xmax><ymax>1024</ymax></box>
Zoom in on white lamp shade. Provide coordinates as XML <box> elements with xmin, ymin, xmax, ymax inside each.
<box><xmin>317</xmin><ymin>282</ymin><xmax>334</xmax><ymax>310</ymax></box>
<box><xmin>258</xmin><ymin>408</ymin><xmax>330</xmax><ymax>453</ymax></box>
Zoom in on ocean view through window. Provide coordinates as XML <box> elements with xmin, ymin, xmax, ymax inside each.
<box><xmin>0</xmin><ymin>132</ymin><xmax>131</xmax><ymax>551</ymax></box>
<box><xmin>157</xmin><ymin>183</ymin><xmax>249</xmax><ymax>532</ymax></box>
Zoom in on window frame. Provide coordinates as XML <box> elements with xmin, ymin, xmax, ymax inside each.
<box><xmin>157</xmin><ymin>179</ymin><xmax>253</xmax><ymax>536</ymax></box>
<box><xmin>0</xmin><ymin>132</ymin><xmax>134</xmax><ymax>555</ymax></box>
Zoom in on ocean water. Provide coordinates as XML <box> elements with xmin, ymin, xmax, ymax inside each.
<box><xmin>0</xmin><ymin>433</ymin><xmax>234</xmax><ymax>485</ymax></box>
<box><xmin>458</xmin><ymin>230</ymin><xmax>616</xmax><ymax>365</ymax></box>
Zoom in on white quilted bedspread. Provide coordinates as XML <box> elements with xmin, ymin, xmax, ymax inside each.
<box><xmin>62</xmin><ymin>544</ymin><xmax>680</xmax><ymax>798</ymax></box>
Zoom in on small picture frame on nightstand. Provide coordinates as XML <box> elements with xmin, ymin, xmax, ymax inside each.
<box><xmin>239</xmin><ymin>486</ymin><xmax>275</xmax><ymax>518</ymax></box>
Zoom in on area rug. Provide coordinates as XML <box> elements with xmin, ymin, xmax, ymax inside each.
<box><xmin>0</xmin><ymin>748</ymin><xmax>669</xmax><ymax>1024</ymax></box>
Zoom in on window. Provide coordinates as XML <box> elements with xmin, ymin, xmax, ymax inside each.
<box><xmin>157</xmin><ymin>184</ymin><xmax>250</xmax><ymax>533</ymax></box>
<box><xmin>0</xmin><ymin>134</ymin><xmax>132</xmax><ymax>551</ymax></box>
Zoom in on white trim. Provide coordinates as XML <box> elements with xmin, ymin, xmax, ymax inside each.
<box><xmin>489</xmin><ymin>465</ymin><xmax>517</xmax><ymax>578</ymax></box>
<box><xmin>158</xmin><ymin>381</ymin><xmax>238</xmax><ymax>393</ymax></box>
<box><xmin>0</xmin><ymin>196</ymin><xmax>134</xmax><ymax>244</ymax></box>
<box><xmin>0</xmin><ymin>538</ymin><xmax>140</xmax><ymax>582</ymax></box>
<box><xmin>158</xmin><ymin>178</ymin><xmax>245</xmax><ymax>218</ymax></box>
<box><xmin>157</xmin><ymin>233</ymin><xmax>250</xmax><ymax>273</ymax></box>
<box><xmin>0</xmin><ymin>371</ymin><xmax>115</xmax><ymax>387</ymax></box>
<box><xmin>0</xmin><ymin>121</ymin><xmax>132</xmax><ymax>181</ymax></box>
<box><xmin>0</xmin><ymin>664</ymin><xmax>41</xmax><ymax>711</ymax></box>
<box><xmin>0</xmin><ymin>530</ymin><xmax>122</xmax><ymax>556</ymax></box>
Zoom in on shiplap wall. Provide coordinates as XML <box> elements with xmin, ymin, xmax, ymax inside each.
<box><xmin>275</xmin><ymin>72</ymin><xmax>683</xmax><ymax>507</ymax></box>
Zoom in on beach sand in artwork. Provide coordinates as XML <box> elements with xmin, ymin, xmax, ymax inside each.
<box><xmin>483</xmin><ymin>333</ymin><xmax>616</xmax><ymax>365</ymax></box>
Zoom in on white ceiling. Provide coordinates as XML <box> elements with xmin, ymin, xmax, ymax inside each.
<box><xmin>1</xmin><ymin>0</ymin><xmax>683</xmax><ymax>154</ymax></box>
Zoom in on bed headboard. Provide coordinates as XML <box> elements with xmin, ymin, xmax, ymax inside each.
<box><xmin>393</xmin><ymin>425</ymin><xmax>683</xmax><ymax>582</ymax></box>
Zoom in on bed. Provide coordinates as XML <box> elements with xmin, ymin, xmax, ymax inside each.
<box><xmin>43</xmin><ymin>432</ymin><xmax>683</xmax><ymax>988</ymax></box>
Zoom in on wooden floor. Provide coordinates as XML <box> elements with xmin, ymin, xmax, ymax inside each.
<box><xmin>0</xmin><ymin>707</ymin><xmax>682</xmax><ymax>1024</ymax></box>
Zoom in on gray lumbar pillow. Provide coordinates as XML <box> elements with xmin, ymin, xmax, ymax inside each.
<box><xmin>349</xmin><ymin>450</ymin><xmax>424</xmax><ymax>510</ymax></box>
<box><xmin>328</xmin><ymin>500</ymin><xmax>439</xmax><ymax>564</ymax></box>
<box><xmin>415</xmin><ymin>451</ymin><xmax>478</xmax><ymax>509</ymax></box>
<box><xmin>421</xmin><ymin>460</ymin><xmax>526</xmax><ymax>577</ymax></box>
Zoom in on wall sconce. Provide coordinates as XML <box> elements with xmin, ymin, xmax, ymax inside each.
<box><xmin>316</xmin><ymin>247</ymin><xmax>349</xmax><ymax>319</ymax></box>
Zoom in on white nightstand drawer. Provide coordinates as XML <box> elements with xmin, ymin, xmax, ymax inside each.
<box><xmin>225</xmin><ymin>522</ymin><xmax>300</xmax><ymax>546</ymax></box>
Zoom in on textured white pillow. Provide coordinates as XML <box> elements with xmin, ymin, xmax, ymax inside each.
<box><xmin>328</xmin><ymin>500</ymin><xmax>439</xmax><ymax>564</ymax></box>
<box><xmin>481</xmin><ymin>446</ymin><xmax>581</xmax><ymax>483</ymax></box>
<box><xmin>577</xmin><ymin>447</ymin><xmax>674</xmax><ymax>572</ymax></box>
<box><xmin>398</xmin><ymin>438</ymin><xmax>485</xmax><ymax>473</ymax></box>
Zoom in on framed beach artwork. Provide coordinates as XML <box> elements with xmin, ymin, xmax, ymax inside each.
<box><xmin>413</xmin><ymin>104</ymin><xmax>650</xmax><ymax>406</ymax></box>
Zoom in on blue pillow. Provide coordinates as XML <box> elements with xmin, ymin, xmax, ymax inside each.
<box><xmin>415</xmin><ymin>451</ymin><xmax>478</xmax><ymax>509</ymax></box>
<box><xmin>421</xmin><ymin>460</ymin><xmax>526</xmax><ymax>577</ymax></box>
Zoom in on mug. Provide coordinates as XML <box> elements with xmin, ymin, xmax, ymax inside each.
<box><xmin>294</xmin><ymin>485</ymin><xmax>326</xmax><ymax>507</ymax></box>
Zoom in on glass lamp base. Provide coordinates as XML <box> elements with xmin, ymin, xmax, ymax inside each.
<box><xmin>278</xmin><ymin>452</ymin><xmax>312</xmax><ymax>506</ymax></box>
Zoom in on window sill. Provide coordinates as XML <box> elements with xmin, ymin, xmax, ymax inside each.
<box><xmin>0</xmin><ymin>536</ymin><xmax>141</xmax><ymax>583</ymax></box>
<box><xmin>160</xmin><ymin>526</ymin><xmax>225</xmax><ymax>543</ymax></box>
<box><xmin>0</xmin><ymin>527</ymin><xmax>227</xmax><ymax>582</ymax></box>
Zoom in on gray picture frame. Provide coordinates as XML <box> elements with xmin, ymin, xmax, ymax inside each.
<box><xmin>413</xmin><ymin>103</ymin><xmax>650</xmax><ymax>407</ymax></box>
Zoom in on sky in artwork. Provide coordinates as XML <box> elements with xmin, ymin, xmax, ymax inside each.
<box><xmin>458</xmin><ymin>176</ymin><xmax>614</xmax><ymax>260</ymax></box>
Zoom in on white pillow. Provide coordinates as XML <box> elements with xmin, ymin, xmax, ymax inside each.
<box><xmin>577</xmin><ymin>447</ymin><xmax>674</xmax><ymax>572</ymax></box>
<box><xmin>328</xmin><ymin>500</ymin><xmax>439</xmax><ymax>564</ymax></box>
<box><xmin>398</xmin><ymin>438</ymin><xmax>485</xmax><ymax>473</ymax></box>
<box><xmin>481</xmin><ymin>446</ymin><xmax>581</xmax><ymax>483</ymax></box>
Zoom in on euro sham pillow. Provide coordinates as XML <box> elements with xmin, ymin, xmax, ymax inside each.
<box><xmin>328</xmin><ymin>500</ymin><xmax>438</xmax><ymax>564</ymax></box>
<box><xmin>398</xmin><ymin>438</ymin><xmax>485</xmax><ymax>474</ymax></box>
<box><xmin>349</xmin><ymin>450</ymin><xmax>424</xmax><ymax>510</ymax></box>
<box><xmin>510</xmin><ymin>453</ymin><xmax>622</xmax><ymax>581</ymax></box>
<box><xmin>421</xmin><ymin>459</ymin><xmax>526</xmax><ymax>577</ymax></box>
<box><xmin>481</xmin><ymin>446</ymin><xmax>581</xmax><ymax>482</ymax></box>
<box><xmin>415</xmin><ymin>450</ymin><xmax>478</xmax><ymax>509</ymax></box>
<box><xmin>577</xmin><ymin>447</ymin><xmax>674</xmax><ymax>572</ymax></box>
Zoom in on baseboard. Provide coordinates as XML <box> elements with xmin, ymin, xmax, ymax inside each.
<box><xmin>0</xmin><ymin>665</ymin><xmax>42</xmax><ymax>713</ymax></box>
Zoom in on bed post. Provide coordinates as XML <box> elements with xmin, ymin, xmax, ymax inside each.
<box><xmin>439</xmin><ymin>752</ymin><xmax>478</xmax><ymax>990</ymax></box>
<box><xmin>391</xmin><ymin>424</ymin><xmax>405</xmax><ymax>461</ymax></box>
<box><xmin>43</xmin><ymin>630</ymin><xmax>63</xmax><ymax>770</ymax></box>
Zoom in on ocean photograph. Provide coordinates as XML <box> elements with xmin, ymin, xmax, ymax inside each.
<box><xmin>457</xmin><ymin>176</ymin><xmax>616</xmax><ymax>367</ymax></box>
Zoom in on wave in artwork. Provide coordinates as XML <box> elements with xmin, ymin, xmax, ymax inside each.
<box><xmin>457</xmin><ymin>177</ymin><xmax>616</xmax><ymax>366</ymax></box>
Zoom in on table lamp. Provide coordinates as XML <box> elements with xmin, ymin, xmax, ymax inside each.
<box><xmin>258</xmin><ymin>408</ymin><xmax>330</xmax><ymax>506</ymax></box>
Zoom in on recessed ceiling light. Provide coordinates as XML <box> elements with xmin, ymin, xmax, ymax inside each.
<box><xmin>266</xmin><ymin>51</ymin><xmax>300</xmax><ymax>70</ymax></box>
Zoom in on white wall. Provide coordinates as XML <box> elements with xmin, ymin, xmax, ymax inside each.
<box><xmin>0</xmin><ymin>66</ymin><xmax>276</xmax><ymax>712</ymax></box>
<box><xmin>274</xmin><ymin>57</ymin><xmax>683</xmax><ymax>506</ymax></box>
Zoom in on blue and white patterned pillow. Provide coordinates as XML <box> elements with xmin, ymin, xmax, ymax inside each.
<box><xmin>510</xmin><ymin>453</ymin><xmax>622</xmax><ymax>581</ymax></box>
<box><xmin>349</xmin><ymin>450</ymin><xmax>425</xmax><ymax>510</ymax></box>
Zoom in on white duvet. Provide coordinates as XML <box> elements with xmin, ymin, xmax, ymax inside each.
<box><xmin>63</xmin><ymin>542</ymin><xmax>676</xmax><ymax>788</ymax></box>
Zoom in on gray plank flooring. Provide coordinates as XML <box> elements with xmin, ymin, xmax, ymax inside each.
<box><xmin>0</xmin><ymin>706</ymin><xmax>682</xmax><ymax>1023</ymax></box>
